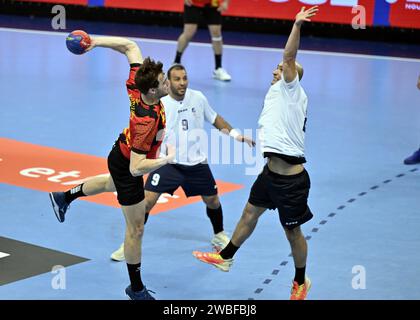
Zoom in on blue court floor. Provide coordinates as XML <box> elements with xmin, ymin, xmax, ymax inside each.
<box><xmin>0</xmin><ymin>23</ymin><xmax>419</xmax><ymax>300</ymax></box>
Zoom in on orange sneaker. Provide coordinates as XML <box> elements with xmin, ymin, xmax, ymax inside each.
<box><xmin>192</xmin><ymin>251</ymin><xmax>233</xmax><ymax>272</ymax></box>
<box><xmin>290</xmin><ymin>277</ymin><xmax>311</xmax><ymax>300</ymax></box>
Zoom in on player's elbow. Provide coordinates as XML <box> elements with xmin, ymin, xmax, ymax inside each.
<box><xmin>129</xmin><ymin>166</ymin><xmax>138</xmax><ymax>177</ymax></box>
<box><xmin>283</xmin><ymin>49</ymin><xmax>296</xmax><ymax>62</ymax></box>
<box><xmin>282</xmin><ymin>59</ymin><xmax>295</xmax><ymax>68</ymax></box>
<box><xmin>126</xmin><ymin>40</ymin><xmax>138</xmax><ymax>49</ymax></box>
<box><xmin>124</xmin><ymin>40</ymin><xmax>139</xmax><ymax>54</ymax></box>
<box><xmin>129</xmin><ymin>162</ymin><xmax>144</xmax><ymax>177</ymax></box>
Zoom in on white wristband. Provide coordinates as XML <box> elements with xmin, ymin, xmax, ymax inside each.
<box><xmin>229</xmin><ymin>129</ymin><xmax>240</xmax><ymax>140</ymax></box>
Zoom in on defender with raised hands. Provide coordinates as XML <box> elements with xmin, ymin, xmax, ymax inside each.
<box><xmin>192</xmin><ymin>6</ymin><xmax>319</xmax><ymax>300</ymax></box>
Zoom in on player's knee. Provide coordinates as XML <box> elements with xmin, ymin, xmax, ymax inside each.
<box><xmin>144</xmin><ymin>196</ymin><xmax>158</xmax><ymax>213</ymax></box>
<box><xmin>144</xmin><ymin>201</ymin><xmax>153</xmax><ymax>213</ymax></box>
<box><xmin>209</xmin><ymin>27</ymin><xmax>222</xmax><ymax>38</ymax></box>
<box><xmin>242</xmin><ymin>207</ymin><xmax>259</xmax><ymax>224</ymax></box>
<box><xmin>127</xmin><ymin>221</ymin><xmax>145</xmax><ymax>238</ymax></box>
<box><xmin>183</xmin><ymin>31</ymin><xmax>196</xmax><ymax>41</ymax></box>
<box><xmin>204</xmin><ymin>195</ymin><xmax>220</xmax><ymax>209</ymax></box>
<box><xmin>285</xmin><ymin>226</ymin><xmax>302</xmax><ymax>243</ymax></box>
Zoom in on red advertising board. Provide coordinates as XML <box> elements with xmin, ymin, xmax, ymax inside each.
<box><xmin>226</xmin><ymin>0</ymin><xmax>375</xmax><ymax>25</ymax></box>
<box><xmin>105</xmin><ymin>0</ymin><xmax>375</xmax><ymax>25</ymax></box>
<box><xmin>389</xmin><ymin>0</ymin><xmax>420</xmax><ymax>28</ymax></box>
<box><xmin>105</xmin><ymin>0</ymin><xmax>182</xmax><ymax>11</ymax></box>
<box><xmin>15</xmin><ymin>0</ymin><xmax>420</xmax><ymax>28</ymax></box>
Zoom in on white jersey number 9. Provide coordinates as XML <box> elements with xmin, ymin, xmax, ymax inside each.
<box><xmin>151</xmin><ymin>173</ymin><xmax>160</xmax><ymax>186</ymax></box>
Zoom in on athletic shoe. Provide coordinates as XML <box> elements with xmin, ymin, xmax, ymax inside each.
<box><xmin>290</xmin><ymin>277</ymin><xmax>311</xmax><ymax>300</ymax></box>
<box><xmin>110</xmin><ymin>232</ymin><xmax>230</xmax><ymax>262</ymax></box>
<box><xmin>211</xmin><ymin>231</ymin><xmax>230</xmax><ymax>251</ymax></box>
<box><xmin>192</xmin><ymin>251</ymin><xmax>233</xmax><ymax>272</ymax></box>
<box><xmin>125</xmin><ymin>285</ymin><xmax>155</xmax><ymax>300</ymax></box>
<box><xmin>404</xmin><ymin>149</ymin><xmax>420</xmax><ymax>165</ymax></box>
<box><xmin>110</xmin><ymin>242</ymin><xmax>125</xmax><ymax>261</ymax></box>
<box><xmin>49</xmin><ymin>192</ymin><xmax>69</xmax><ymax>223</ymax></box>
<box><xmin>213</xmin><ymin>68</ymin><xmax>231</xmax><ymax>81</ymax></box>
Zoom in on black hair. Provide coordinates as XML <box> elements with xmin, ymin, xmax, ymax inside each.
<box><xmin>167</xmin><ymin>63</ymin><xmax>186</xmax><ymax>79</ymax></box>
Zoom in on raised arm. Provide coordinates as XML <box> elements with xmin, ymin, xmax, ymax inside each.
<box><xmin>88</xmin><ymin>36</ymin><xmax>143</xmax><ymax>65</ymax></box>
<box><xmin>282</xmin><ymin>6</ymin><xmax>318</xmax><ymax>83</ymax></box>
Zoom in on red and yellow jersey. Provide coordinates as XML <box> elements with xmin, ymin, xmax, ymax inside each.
<box><xmin>191</xmin><ymin>0</ymin><xmax>220</xmax><ymax>8</ymax></box>
<box><xmin>118</xmin><ymin>64</ymin><xmax>166</xmax><ymax>160</ymax></box>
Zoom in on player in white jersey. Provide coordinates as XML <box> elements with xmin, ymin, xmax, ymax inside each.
<box><xmin>108</xmin><ymin>63</ymin><xmax>255</xmax><ymax>261</ymax></box>
<box><xmin>193</xmin><ymin>6</ymin><xmax>318</xmax><ymax>300</ymax></box>
<box><xmin>52</xmin><ymin>62</ymin><xmax>255</xmax><ymax>261</ymax></box>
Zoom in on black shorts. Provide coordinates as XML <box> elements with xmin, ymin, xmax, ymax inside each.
<box><xmin>248</xmin><ymin>165</ymin><xmax>313</xmax><ymax>230</ymax></box>
<box><xmin>183</xmin><ymin>4</ymin><xmax>222</xmax><ymax>25</ymax></box>
<box><xmin>145</xmin><ymin>163</ymin><xmax>218</xmax><ymax>197</ymax></box>
<box><xmin>107</xmin><ymin>143</ymin><xmax>145</xmax><ymax>206</ymax></box>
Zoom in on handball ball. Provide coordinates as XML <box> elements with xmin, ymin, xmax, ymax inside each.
<box><xmin>66</xmin><ymin>30</ymin><xmax>91</xmax><ymax>55</ymax></box>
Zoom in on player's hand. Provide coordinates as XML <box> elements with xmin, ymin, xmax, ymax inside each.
<box><xmin>238</xmin><ymin>135</ymin><xmax>256</xmax><ymax>148</ymax></box>
<box><xmin>295</xmin><ymin>6</ymin><xmax>319</xmax><ymax>26</ymax></box>
<box><xmin>217</xmin><ymin>1</ymin><xmax>229</xmax><ymax>12</ymax></box>
<box><xmin>166</xmin><ymin>144</ymin><xmax>176</xmax><ymax>164</ymax></box>
<box><xmin>185</xmin><ymin>0</ymin><xmax>193</xmax><ymax>6</ymax></box>
<box><xmin>85</xmin><ymin>38</ymin><xmax>96</xmax><ymax>52</ymax></box>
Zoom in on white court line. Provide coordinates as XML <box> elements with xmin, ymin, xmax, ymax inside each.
<box><xmin>1</xmin><ymin>27</ymin><xmax>420</xmax><ymax>62</ymax></box>
<box><xmin>0</xmin><ymin>252</ymin><xmax>10</xmax><ymax>259</ymax></box>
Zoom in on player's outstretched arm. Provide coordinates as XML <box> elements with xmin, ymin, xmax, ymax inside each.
<box><xmin>282</xmin><ymin>6</ymin><xmax>318</xmax><ymax>83</ymax></box>
<box><xmin>213</xmin><ymin>115</ymin><xmax>256</xmax><ymax>147</ymax></box>
<box><xmin>87</xmin><ymin>36</ymin><xmax>143</xmax><ymax>65</ymax></box>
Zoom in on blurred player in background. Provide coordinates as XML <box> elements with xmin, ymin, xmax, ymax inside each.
<box><xmin>174</xmin><ymin>0</ymin><xmax>232</xmax><ymax>81</ymax></box>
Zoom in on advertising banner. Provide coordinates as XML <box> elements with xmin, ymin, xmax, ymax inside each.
<box><xmin>18</xmin><ymin>0</ymin><xmax>420</xmax><ymax>29</ymax></box>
